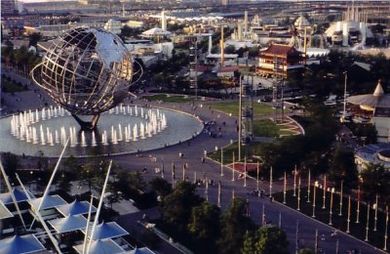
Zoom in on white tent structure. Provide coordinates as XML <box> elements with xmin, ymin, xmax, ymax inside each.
<box><xmin>141</xmin><ymin>28</ymin><xmax>171</xmax><ymax>39</ymax></box>
<box><xmin>48</xmin><ymin>214</ymin><xmax>88</xmax><ymax>234</ymax></box>
<box><xmin>29</xmin><ymin>194</ymin><xmax>67</xmax><ymax>211</ymax></box>
<box><xmin>73</xmin><ymin>239</ymin><xmax>125</xmax><ymax>254</ymax></box>
<box><xmin>0</xmin><ymin>187</ymin><xmax>34</xmax><ymax>205</ymax></box>
<box><xmin>83</xmin><ymin>221</ymin><xmax>128</xmax><ymax>240</ymax></box>
<box><xmin>0</xmin><ymin>235</ymin><xmax>46</xmax><ymax>254</ymax></box>
<box><xmin>56</xmin><ymin>200</ymin><xmax>96</xmax><ymax>216</ymax></box>
<box><xmin>0</xmin><ymin>201</ymin><xmax>13</xmax><ymax>220</ymax></box>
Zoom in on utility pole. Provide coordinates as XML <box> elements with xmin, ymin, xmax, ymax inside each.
<box><xmin>189</xmin><ymin>36</ymin><xmax>199</xmax><ymax>100</ymax></box>
<box><xmin>238</xmin><ymin>76</ymin><xmax>242</xmax><ymax>161</ymax></box>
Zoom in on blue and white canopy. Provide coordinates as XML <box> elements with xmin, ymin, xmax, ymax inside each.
<box><xmin>128</xmin><ymin>247</ymin><xmax>156</xmax><ymax>254</ymax></box>
<box><xmin>0</xmin><ymin>187</ymin><xmax>34</xmax><ymax>205</ymax></box>
<box><xmin>56</xmin><ymin>200</ymin><xmax>96</xmax><ymax>216</ymax></box>
<box><xmin>73</xmin><ymin>239</ymin><xmax>125</xmax><ymax>254</ymax></box>
<box><xmin>82</xmin><ymin>221</ymin><xmax>128</xmax><ymax>240</ymax></box>
<box><xmin>48</xmin><ymin>214</ymin><xmax>88</xmax><ymax>234</ymax></box>
<box><xmin>29</xmin><ymin>194</ymin><xmax>67</xmax><ymax>211</ymax></box>
<box><xmin>0</xmin><ymin>201</ymin><xmax>13</xmax><ymax>220</ymax></box>
<box><xmin>0</xmin><ymin>234</ymin><xmax>46</xmax><ymax>254</ymax></box>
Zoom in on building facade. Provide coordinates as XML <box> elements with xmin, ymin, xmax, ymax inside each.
<box><xmin>256</xmin><ymin>43</ymin><xmax>304</xmax><ymax>78</ymax></box>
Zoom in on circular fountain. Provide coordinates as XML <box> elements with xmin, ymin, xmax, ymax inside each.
<box><xmin>0</xmin><ymin>104</ymin><xmax>203</xmax><ymax>157</ymax></box>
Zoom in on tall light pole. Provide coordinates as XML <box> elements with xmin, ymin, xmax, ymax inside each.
<box><xmin>312</xmin><ymin>181</ymin><xmax>318</xmax><ymax>218</ymax></box>
<box><xmin>283</xmin><ymin>171</ymin><xmax>287</xmax><ymax>204</ymax></box>
<box><xmin>293</xmin><ymin>165</ymin><xmax>297</xmax><ymax>197</ymax></box>
<box><xmin>232</xmin><ymin>152</ymin><xmax>235</xmax><ymax>181</ymax></box>
<box><xmin>384</xmin><ymin>206</ymin><xmax>388</xmax><ymax>251</ymax></box>
<box><xmin>374</xmin><ymin>194</ymin><xmax>379</xmax><ymax>231</ymax></box>
<box><xmin>220</xmin><ymin>147</ymin><xmax>224</xmax><ymax>176</ymax></box>
<box><xmin>329</xmin><ymin>187</ymin><xmax>335</xmax><ymax>225</ymax></box>
<box><xmin>339</xmin><ymin>180</ymin><xmax>344</xmax><ymax>216</ymax></box>
<box><xmin>346</xmin><ymin>195</ymin><xmax>351</xmax><ymax>233</ymax></box>
<box><xmin>269</xmin><ymin>166</ymin><xmax>273</xmax><ymax>198</ymax></box>
<box><xmin>322</xmin><ymin>175</ymin><xmax>327</xmax><ymax>209</ymax></box>
<box><xmin>238</xmin><ymin>77</ymin><xmax>242</xmax><ymax>162</ymax></box>
<box><xmin>356</xmin><ymin>184</ymin><xmax>361</xmax><ymax>223</ymax></box>
<box><xmin>341</xmin><ymin>71</ymin><xmax>348</xmax><ymax>122</ymax></box>
<box><xmin>297</xmin><ymin>176</ymin><xmax>301</xmax><ymax>211</ymax></box>
<box><xmin>307</xmin><ymin>169</ymin><xmax>311</xmax><ymax>203</ymax></box>
<box><xmin>365</xmin><ymin>203</ymin><xmax>370</xmax><ymax>241</ymax></box>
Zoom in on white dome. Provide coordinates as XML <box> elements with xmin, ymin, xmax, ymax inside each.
<box><xmin>294</xmin><ymin>15</ymin><xmax>310</xmax><ymax>28</ymax></box>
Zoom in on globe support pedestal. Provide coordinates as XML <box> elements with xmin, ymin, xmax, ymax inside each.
<box><xmin>72</xmin><ymin>114</ymin><xmax>100</xmax><ymax>131</ymax></box>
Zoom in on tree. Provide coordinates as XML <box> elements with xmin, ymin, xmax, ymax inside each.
<box><xmin>149</xmin><ymin>177</ymin><xmax>172</xmax><ymax>198</ymax></box>
<box><xmin>329</xmin><ymin>146</ymin><xmax>358</xmax><ymax>188</ymax></box>
<box><xmin>28</xmin><ymin>33</ymin><xmax>42</xmax><ymax>47</ymax></box>
<box><xmin>360</xmin><ymin>164</ymin><xmax>390</xmax><ymax>202</ymax></box>
<box><xmin>299</xmin><ymin>248</ymin><xmax>315</xmax><ymax>254</ymax></box>
<box><xmin>241</xmin><ymin>226</ymin><xmax>289</xmax><ymax>254</ymax></box>
<box><xmin>1</xmin><ymin>153</ymin><xmax>19</xmax><ymax>178</ymax></box>
<box><xmin>161</xmin><ymin>181</ymin><xmax>202</xmax><ymax>232</ymax></box>
<box><xmin>188</xmin><ymin>202</ymin><xmax>220</xmax><ymax>253</ymax></box>
<box><xmin>218</xmin><ymin>198</ymin><xmax>255</xmax><ymax>254</ymax></box>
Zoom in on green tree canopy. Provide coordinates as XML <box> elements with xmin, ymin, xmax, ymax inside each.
<box><xmin>360</xmin><ymin>163</ymin><xmax>390</xmax><ymax>202</ymax></box>
<box><xmin>162</xmin><ymin>181</ymin><xmax>202</xmax><ymax>232</ymax></box>
<box><xmin>188</xmin><ymin>202</ymin><xmax>220</xmax><ymax>253</ymax></box>
<box><xmin>329</xmin><ymin>145</ymin><xmax>358</xmax><ymax>188</ymax></box>
<box><xmin>241</xmin><ymin>226</ymin><xmax>289</xmax><ymax>254</ymax></box>
<box><xmin>218</xmin><ymin>198</ymin><xmax>255</xmax><ymax>254</ymax></box>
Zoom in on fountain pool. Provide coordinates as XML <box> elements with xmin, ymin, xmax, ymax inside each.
<box><xmin>0</xmin><ymin>104</ymin><xmax>203</xmax><ymax>157</ymax></box>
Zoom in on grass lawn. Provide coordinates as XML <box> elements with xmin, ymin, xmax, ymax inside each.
<box><xmin>208</xmin><ymin>101</ymin><xmax>273</xmax><ymax>117</ymax></box>
<box><xmin>273</xmin><ymin>189</ymin><xmax>387</xmax><ymax>250</ymax></box>
<box><xmin>208</xmin><ymin>142</ymin><xmax>265</xmax><ymax>164</ymax></box>
<box><xmin>143</xmin><ymin>94</ymin><xmax>193</xmax><ymax>103</ymax></box>
<box><xmin>253</xmin><ymin>119</ymin><xmax>280</xmax><ymax>137</ymax></box>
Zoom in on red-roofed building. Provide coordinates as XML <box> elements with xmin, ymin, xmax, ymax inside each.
<box><xmin>256</xmin><ymin>43</ymin><xmax>305</xmax><ymax>78</ymax></box>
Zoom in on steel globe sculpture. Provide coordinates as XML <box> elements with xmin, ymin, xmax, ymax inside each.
<box><xmin>32</xmin><ymin>27</ymin><xmax>133</xmax><ymax>130</ymax></box>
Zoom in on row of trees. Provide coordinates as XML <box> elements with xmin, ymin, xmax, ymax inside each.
<box><xmin>153</xmin><ymin>180</ymin><xmax>290</xmax><ymax>254</ymax></box>
<box><xmin>1</xmin><ymin>44</ymin><xmax>41</xmax><ymax>76</ymax></box>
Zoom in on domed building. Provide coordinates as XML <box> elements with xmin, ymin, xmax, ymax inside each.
<box><xmin>347</xmin><ymin>80</ymin><xmax>390</xmax><ymax>142</ymax></box>
<box><xmin>294</xmin><ymin>15</ymin><xmax>311</xmax><ymax>34</ymax></box>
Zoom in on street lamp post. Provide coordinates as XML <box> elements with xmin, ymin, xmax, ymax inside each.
<box><xmin>384</xmin><ymin>206</ymin><xmax>388</xmax><ymax>251</ymax></box>
<box><xmin>269</xmin><ymin>166</ymin><xmax>273</xmax><ymax>198</ymax></box>
<box><xmin>347</xmin><ymin>195</ymin><xmax>351</xmax><ymax>233</ymax></box>
<box><xmin>356</xmin><ymin>184</ymin><xmax>361</xmax><ymax>223</ymax></box>
<box><xmin>307</xmin><ymin>169</ymin><xmax>311</xmax><ymax>203</ymax></box>
<box><xmin>312</xmin><ymin>181</ymin><xmax>318</xmax><ymax>218</ymax></box>
<box><xmin>365</xmin><ymin>203</ymin><xmax>370</xmax><ymax>241</ymax></box>
<box><xmin>256</xmin><ymin>161</ymin><xmax>260</xmax><ymax>193</ymax></box>
<box><xmin>283</xmin><ymin>171</ymin><xmax>287</xmax><ymax>204</ymax></box>
<box><xmin>339</xmin><ymin>180</ymin><xmax>344</xmax><ymax>216</ymax></box>
<box><xmin>244</xmin><ymin>157</ymin><xmax>247</xmax><ymax>187</ymax></box>
<box><xmin>220</xmin><ymin>147</ymin><xmax>224</xmax><ymax>176</ymax></box>
<box><xmin>232</xmin><ymin>152</ymin><xmax>235</xmax><ymax>181</ymax></box>
<box><xmin>374</xmin><ymin>194</ymin><xmax>379</xmax><ymax>231</ymax></box>
<box><xmin>293</xmin><ymin>165</ymin><xmax>297</xmax><ymax>197</ymax></box>
<box><xmin>342</xmin><ymin>71</ymin><xmax>348</xmax><ymax>122</ymax></box>
<box><xmin>322</xmin><ymin>175</ymin><xmax>327</xmax><ymax>209</ymax></box>
<box><xmin>297</xmin><ymin>176</ymin><xmax>301</xmax><ymax>211</ymax></box>
<box><xmin>329</xmin><ymin>187</ymin><xmax>335</xmax><ymax>225</ymax></box>
<box><xmin>217</xmin><ymin>181</ymin><xmax>221</xmax><ymax>208</ymax></box>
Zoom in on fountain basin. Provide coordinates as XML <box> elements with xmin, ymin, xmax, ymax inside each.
<box><xmin>0</xmin><ymin>105</ymin><xmax>203</xmax><ymax>158</ymax></box>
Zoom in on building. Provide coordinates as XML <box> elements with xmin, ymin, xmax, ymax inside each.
<box><xmin>325</xmin><ymin>6</ymin><xmax>373</xmax><ymax>47</ymax></box>
<box><xmin>256</xmin><ymin>43</ymin><xmax>304</xmax><ymax>78</ymax></box>
<box><xmin>347</xmin><ymin>80</ymin><xmax>390</xmax><ymax>142</ymax></box>
<box><xmin>104</xmin><ymin>19</ymin><xmax>122</xmax><ymax>35</ymax></box>
<box><xmin>1</xmin><ymin>0</ymin><xmax>16</xmax><ymax>15</ymax></box>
